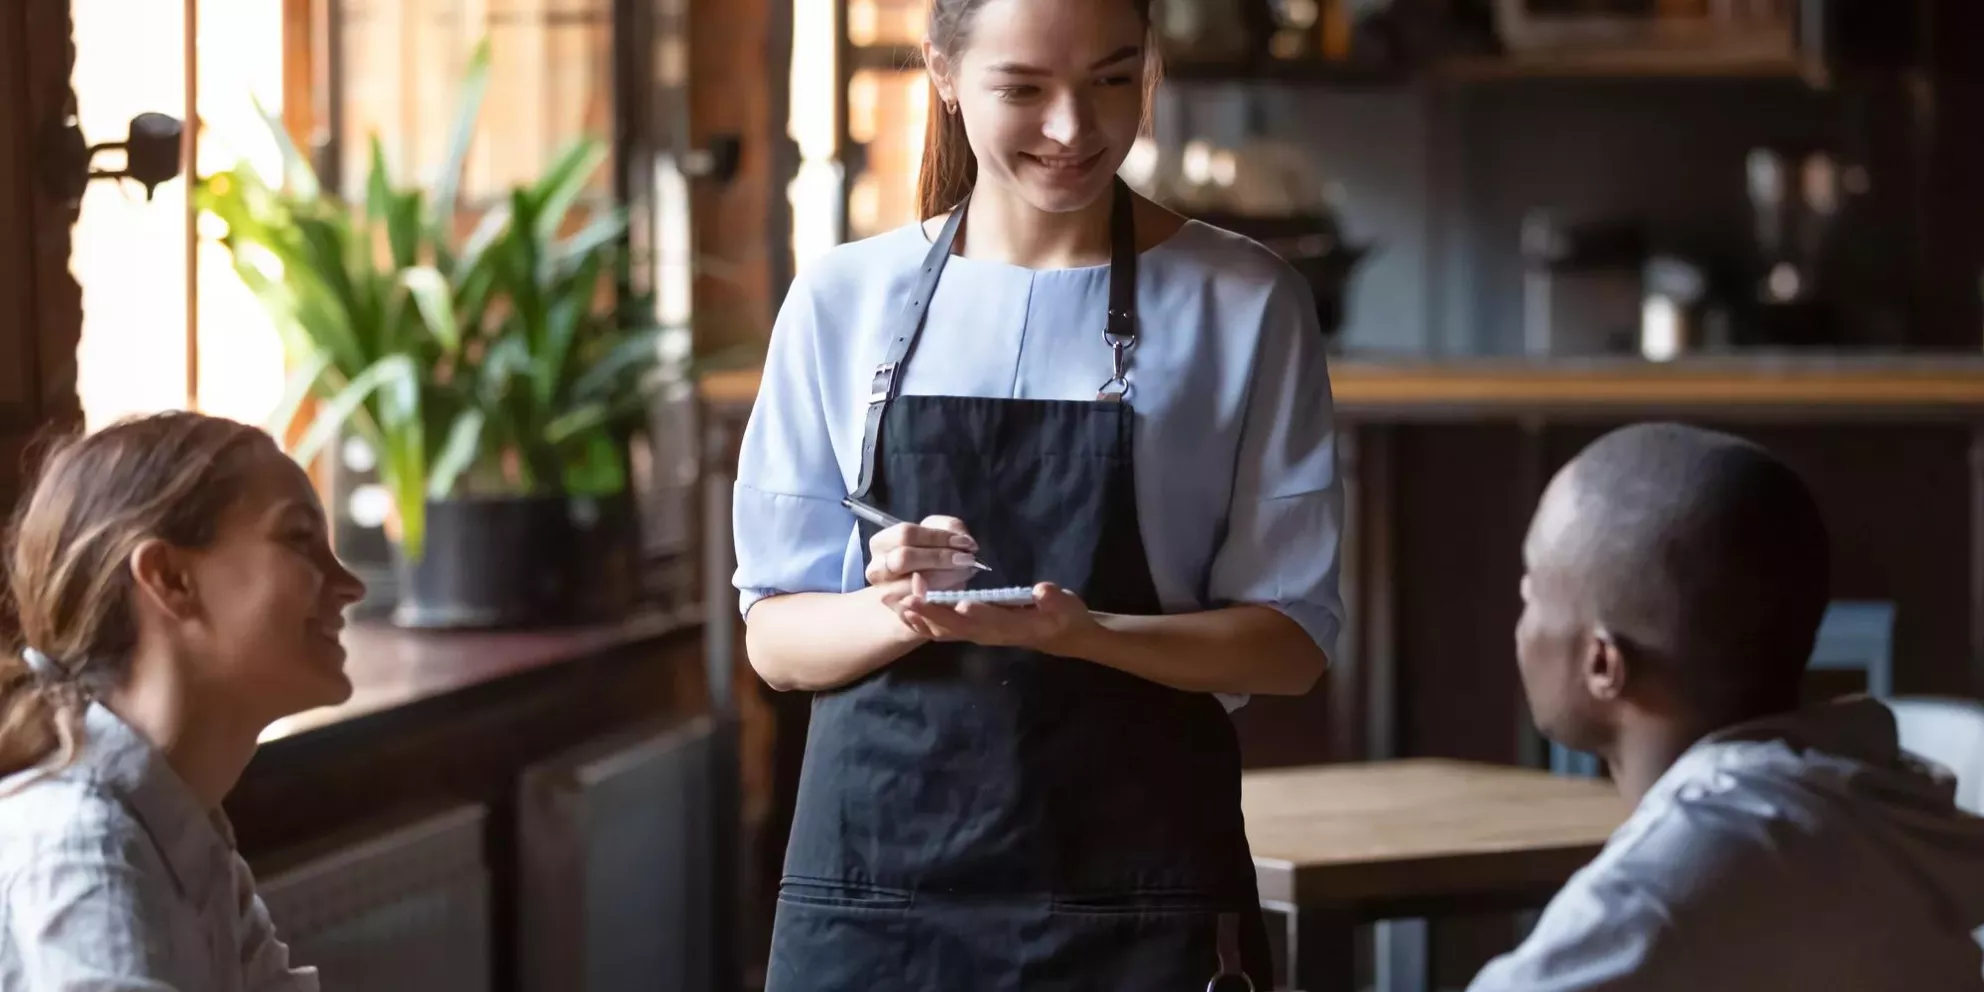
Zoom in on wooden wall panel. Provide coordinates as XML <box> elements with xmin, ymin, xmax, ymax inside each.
<box><xmin>688</xmin><ymin>0</ymin><xmax>786</xmax><ymax>352</ymax></box>
<box><xmin>1</xmin><ymin>0</ymin><xmax>83</xmax><ymax>517</ymax></box>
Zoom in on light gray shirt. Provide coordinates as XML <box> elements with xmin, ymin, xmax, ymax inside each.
<box><xmin>1468</xmin><ymin>698</ymin><xmax>1984</xmax><ymax>991</ymax></box>
<box><xmin>732</xmin><ymin>219</ymin><xmax>1346</xmax><ymax>709</ymax></box>
<box><xmin>0</xmin><ymin>702</ymin><xmax>317</xmax><ymax>991</ymax></box>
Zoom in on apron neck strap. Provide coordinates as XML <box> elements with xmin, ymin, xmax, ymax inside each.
<box><xmin>853</xmin><ymin>177</ymin><xmax>1139</xmax><ymax>499</ymax></box>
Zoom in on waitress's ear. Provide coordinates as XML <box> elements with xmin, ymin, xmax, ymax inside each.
<box><xmin>923</xmin><ymin>41</ymin><xmax>957</xmax><ymax>107</ymax></box>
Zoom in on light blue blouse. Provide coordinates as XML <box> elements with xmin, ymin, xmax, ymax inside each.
<box><xmin>731</xmin><ymin>218</ymin><xmax>1345</xmax><ymax>706</ymax></box>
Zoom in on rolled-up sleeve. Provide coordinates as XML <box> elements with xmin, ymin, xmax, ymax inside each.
<box><xmin>1205</xmin><ymin>275</ymin><xmax>1345</xmax><ymax>662</ymax></box>
<box><xmin>732</xmin><ymin>275</ymin><xmax>857</xmax><ymax>619</ymax></box>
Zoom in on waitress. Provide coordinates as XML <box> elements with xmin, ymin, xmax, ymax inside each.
<box><xmin>732</xmin><ymin>0</ymin><xmax>1342</xmax><ymax>986</ymax></box>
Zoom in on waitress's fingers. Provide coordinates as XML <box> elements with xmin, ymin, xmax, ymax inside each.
<box><xmin>866</xmin><ymin>522</ymin><xmax>975</xmax><ymax>560</ymax></box>
<box><xmin>885</xmin><ymin>521</ymin><xmax>975</xmax><ymax>550</ymax></box>
<box><xmin>915</xmin><ymin>515</ymin><xmax>977</xmax><ymax>548</ymax></box>
<box><xmin>868</xmin><ymin>546</ymin><xmax>982</xmax><ymax>584</ymax></box>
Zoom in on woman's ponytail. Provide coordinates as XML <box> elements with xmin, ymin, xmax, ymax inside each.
<box><xmin>0</xmin><ymin>647</ymin><xmax>86</xmax><ymax>781</ymax></box>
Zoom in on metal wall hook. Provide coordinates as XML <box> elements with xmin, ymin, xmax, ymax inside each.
<box><xmin>42</xmin><ymin>111</ymin><xmax>185</xmax><ymax>208</ymax></box>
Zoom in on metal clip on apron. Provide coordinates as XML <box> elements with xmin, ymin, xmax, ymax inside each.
<box><xmin>766</xmin><ymin>178</ymin><xmax>1271</xmax><ymax>992</ymax></box>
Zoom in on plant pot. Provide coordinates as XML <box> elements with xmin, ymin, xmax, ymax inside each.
<box><xmin>391</xmin><ymin>493</ymin><xmax>639</xmax><ymax>629</ymax></box>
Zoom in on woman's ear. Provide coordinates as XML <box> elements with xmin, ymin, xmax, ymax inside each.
<box><xmin>1584</xmin><ymin>624</ymin><xmax>1629</xmax><ymax>702</ymax></box>
<box><xmin>924</xmin><ymin>42</ymin><xmax>956</xmax><ymax>110</ymax></box>
<box><xmin>128</xmin><ymin>538</ymin><xmax>200</xmax><ymax>623</ymax></box>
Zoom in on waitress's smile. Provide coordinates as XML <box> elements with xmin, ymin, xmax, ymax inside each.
<box><xmin>1021</xmin><ymin>149</ymin><xmax>1107</xmax><ymax>184</ymax></box>
<box><xmin>736</xmin><ymin>0</ymin><xmax>1341</xmax><ymax>989</ymax></box>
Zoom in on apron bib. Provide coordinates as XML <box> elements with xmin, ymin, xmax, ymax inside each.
<box><xmin>766</xmin><ymin>180</ymin><xmax>1270</xmax><ymax>992</ymax></box>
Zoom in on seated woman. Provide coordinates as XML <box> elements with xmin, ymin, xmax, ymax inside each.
<box><xmin>0</xmin><ymin>411</ymin><xmax>365</xmax><ymax>989</ymax></box>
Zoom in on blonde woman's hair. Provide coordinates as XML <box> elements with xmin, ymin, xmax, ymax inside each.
<box><xmin>1</xmin><ymin>411</ymin><xmax>270</xmax><ymax>779</ymax></box>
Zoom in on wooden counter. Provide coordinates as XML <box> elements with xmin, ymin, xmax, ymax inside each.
<box><xmin>697</xmin><ymin>355</ymin><xmax>1984</xmax><ymax>420</ymax></box>
<box><xmin>257</xmin><ymin>607</ymin><xmax>699</xmax><ymax>744</ymax></box>
<box><xmin>226</xmin><ymin>611</ymin><xmax>736</xmax><ymax>992</ymax></box>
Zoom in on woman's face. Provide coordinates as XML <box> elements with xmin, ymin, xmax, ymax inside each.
<box><xmin>179</xmin><ymin>442</ymin><xmax>366</xmax><ymax>720</ymax></box>
<box><xmin>932</xmin><ymin>0</ymin><xmax>1147</xmax><ymax>215</ymax></box>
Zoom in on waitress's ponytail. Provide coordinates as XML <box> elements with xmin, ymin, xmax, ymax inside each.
<box><xmin>917</xmin><ymin>86</ymin><xmax>977</xmax><ymax>221</ymax></box>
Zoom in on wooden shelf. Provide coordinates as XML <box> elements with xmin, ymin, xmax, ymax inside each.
<box><xmin>700</xmin><ymin>356</ymin><xmax>1984</xmax><ymax>421</ymax></box>
<box><xmin>845</xmin><ymin>43</ymin><xmax>1801</xmax><ymax>86</ymax></box>
<box><xmin>1432</xmin><ymin>49</ymin><xmax>1807</xmax><ymax>82</ymax></box>
<box><xmin>1161</xmin><ymin>57</ymin><xmax>1406</xmax><ymax>86</ymax></box>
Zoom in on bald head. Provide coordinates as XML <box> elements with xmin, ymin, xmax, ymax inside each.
<box><xmin>1526</xmin><ymin>423</ymin><xmax>1831</xmax><ymax>717</ymax></box>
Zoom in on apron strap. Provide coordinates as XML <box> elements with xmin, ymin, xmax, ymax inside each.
<box><xmin>854</xmin><ymin>201</ymin><xmax>968</xmax><ymax>499</ymax></box>
<box><xmin>1099</xmin><ymin>178</ymin><xmax>1138</xmax><ymax>402</ymax></box>
<box><xmin>853</xmin><ymin>177</ymin><xmax>1140</xmax><ymax>499</ymax></box>
<box><xmin>1205</xmin><ymin>911</ymin><xmax>1256</xmax><ymax>992</ymax></box>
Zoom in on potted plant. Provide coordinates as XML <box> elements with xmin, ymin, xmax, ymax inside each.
<box><xmin>199</xmin><ymin>42</ymin><xmax>676</xmax><ymax>628</ymax></box>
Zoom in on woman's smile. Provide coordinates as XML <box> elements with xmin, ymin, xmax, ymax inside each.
<box><xmin>1023</xmin><ymin>148</ymin><xmax>1106</xmax><ymax>181</ymax></box>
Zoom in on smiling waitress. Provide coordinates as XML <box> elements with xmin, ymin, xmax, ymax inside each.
<box><xmin>731</xmin><ymin>0</ymin><xmax>1343</xmax><ymax>987</ymax></box>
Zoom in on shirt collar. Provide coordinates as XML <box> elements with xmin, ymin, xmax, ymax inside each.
<box><xmin>82</xmin><ymin>702</ymin><xmax>235</xmax><ymax>907</ymax></box>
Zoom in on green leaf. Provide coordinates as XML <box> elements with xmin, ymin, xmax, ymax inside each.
<box><xmin>457</xmin><ymin>202</ymin><xmax>513</xmax><ymax>276</ymax></box>
<box><xmin>544</xmin><ymin>401</ymin><xmax>611</xmax><ymax>446</ymax></box>
<box><xmin>559</xmin><ymin>428</ymin><xmax>626</xmax><ymax>496</ymax></box>
<box><xmin>386</xmin><ymin>189</ymin><xmax>424</xmax><ymax>270</ymax></box>
<box><xmin>400</xmin><ymin>266</ymin><xmax>461</xmax><ymax>353</ymax></box>
<box><xmin>430</xmin><ymin>37</ymin><xmax>493</xmax><ymax>268</ymax></box>
<box><xmin>250</xmin><ymin>95</ymin><xmax>320</xmax><ymax>198</ymax></box>
<box><xmin>570</xmin><ymin>326</ymin><xmax>663</xmax><ymax>401</ymax></box>
<box><xmin>383</xmin><ymin>427</ymin><xmax>429</xmax><ymax>560</ymax></box>
<box><xmin>427</xmin><ymin>408</ymin><xmax>485</xmax><ymax>498</ymax></box>
<box><xmin>366</xmin><ymin>136</ymin><xmax>394</xmax><ymax>223</ymax></box>
<box><xmin>477</xmin><ymin>332</ymin><xmax>533</xmax><ymax>403</ymax></box>
<box><xmin>292</xmin><ymin>354</ymin><xmax>418</xmax><ymax>466</ymax></box>
<box><xmin>531</xmin><ymin>138</ymin><xmax>609</xmax><ymax>242</ymax></box>
<box><xmin>549</xmin><ymin>211</ymin><xmax>627</xmax><ymax>278</ymax></box>
<box><xmin>536</xmin><ymin>250</ymin><xmax>604</xmax><ymax>404</ymax></box>
<box><xmin>265</xmin><ymin>351</ymin><xmax>334</xmax><ymax>440</ymax></box>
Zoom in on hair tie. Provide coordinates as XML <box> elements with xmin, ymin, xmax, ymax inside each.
<box><xmin>20</xmin><ymin>648</ymin><xmax>61</xmax><ymax>680</ymax></box>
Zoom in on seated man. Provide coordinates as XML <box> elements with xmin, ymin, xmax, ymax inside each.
<box><xmin>1470</xmin><ymin>422</ymin><xmax>1984</xmax><ymax>991</ymax></box>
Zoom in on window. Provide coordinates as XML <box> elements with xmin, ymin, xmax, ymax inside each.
<box><xmin>71</xmin><ymin>0</ymin><xmax>289</xmax><ymax>431</ymax></box>
<box><xmin>788</xmin><ymin>0</ymin><xmax>933</xmax><ymax>262</ymax></box>
<box><xmin>69</xmin><ymin>0</ymin><xmax>700</xmax><ymax>606</ymax></box>
<box><xmin>70</xmin><ymin>0</ymin><xmax>624</xmax><ymax>433</ymax></box>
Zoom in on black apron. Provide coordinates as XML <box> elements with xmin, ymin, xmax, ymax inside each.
<box><xmin>765</xmin><ymin>179</ymin><xmax>1272</xmax><ymax>992</ymax></box>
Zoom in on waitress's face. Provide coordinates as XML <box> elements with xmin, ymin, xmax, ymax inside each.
<box><xmin>931</xmin><ymin>0</ymin><xmax>1147</xmax><ymax>214</ymax></box>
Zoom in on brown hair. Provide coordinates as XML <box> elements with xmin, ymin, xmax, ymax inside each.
<box><xmin>916</xmin><ymin>0</ymin><xmax>1162</xmax><ymax>220</ymax></box>
<box><xmin>0</xmin><ymin>411</ymin><xmax>270</xmax><ymax>779</ymax></box>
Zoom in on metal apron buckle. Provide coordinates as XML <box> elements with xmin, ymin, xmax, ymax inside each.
<box><xmin>1097</xmin><ymin>326</ymin><xmax>1135</xmax><ymax>402</ymax></box>
<box><xmin>1204</xmin><ymin>911</ymin><xmax>1255</xmax><ymax>992</ymax></box>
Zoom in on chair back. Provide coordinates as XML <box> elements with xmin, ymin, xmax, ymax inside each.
<box><xmin>1887</xmin><ymin>697</ymin><xmax>1984</xmax><ymax>815</ymax></box>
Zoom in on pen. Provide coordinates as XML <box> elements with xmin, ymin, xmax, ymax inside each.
<box><xmin>841</xmin><ymin>496</ymin><xmax>993</xmax><ymax>572</ymax></box>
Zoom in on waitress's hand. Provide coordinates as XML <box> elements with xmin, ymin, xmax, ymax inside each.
<box><xmin>901</xmin><ymin>577</ymin><xmax>1099</xmax><ymax>652</ymax></box>
<box><xmin>867</xmin><ymin>515</ymin><xmax>979</xmax><ymax>638</ymax></box>
<box><xmin>865</xmin><ymin>515</ymin><xmax>980</xmax><ymax>590</ymax></box>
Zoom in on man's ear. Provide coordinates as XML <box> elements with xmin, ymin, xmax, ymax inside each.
<box><xmin>128</xmin><ymin>539</ymin><xmax>199</xmax><ymax>622</ymax></box>
<box><xmin>1585</xmin><ymin>624</ymin><xmax>1629</xmax><ymax>702</ymax></box>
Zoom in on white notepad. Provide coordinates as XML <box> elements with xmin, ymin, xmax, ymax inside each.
<box><xmin>922</xmin><ymin>586</ymin><xmax>1038</xmax><ymax>606</ymax></box>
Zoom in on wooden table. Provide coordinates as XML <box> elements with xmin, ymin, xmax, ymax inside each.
<box><xmin>1243</xmin><ymin>759</ymin><xmax>1630</xmax><ymax>992</ymax></box>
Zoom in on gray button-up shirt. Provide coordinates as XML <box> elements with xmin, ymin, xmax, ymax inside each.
<box><xmin>0</xmin><ymin>702</ymin><xmax>317</xmax><ymax>991</ymax></box>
